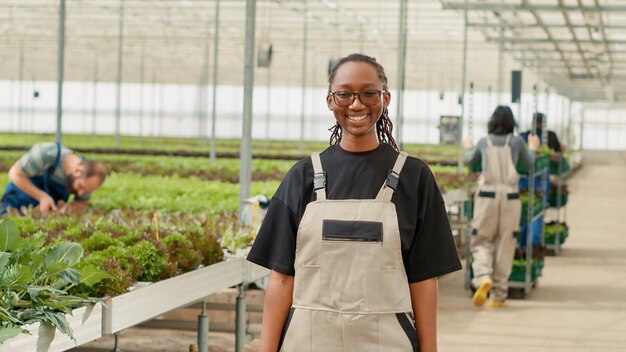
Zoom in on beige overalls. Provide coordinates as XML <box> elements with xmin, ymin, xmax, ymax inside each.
<box><xmin>279</xmin><ymin>151</ymin><xmax>419</xmax><ymax>352</ymax></box>
<box><xmin>470</xmin><ymin>134</ymin><xmax>521</xmax><ymax>302</ymax></box>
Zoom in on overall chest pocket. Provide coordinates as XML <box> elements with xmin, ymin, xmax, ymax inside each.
<box><xmin>322</xmin><ymin>219</ymin><xmax>383</xmax><ymax>243</ymax></box>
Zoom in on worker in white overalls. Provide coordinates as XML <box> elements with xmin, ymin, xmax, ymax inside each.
<box><xmin>466</xmin><ymin>106</ymin><xmax>539</xmax><ymax>307</ymax></box>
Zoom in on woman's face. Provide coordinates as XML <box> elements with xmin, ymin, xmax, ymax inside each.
<box><xmin>327</xmin><ymin>61</ymin><xmax>390</xmax><ymax>148</ymax></box>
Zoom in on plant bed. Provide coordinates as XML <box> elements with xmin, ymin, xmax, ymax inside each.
<box><xmin>103</xmin><ymin>258</ymin><xmax>244</xmax><ymax>334</ymax></box>
<box><xmin>0</xmin><ymin>304</ymin><xmax>102</xmax><ymax>352</ymax></box>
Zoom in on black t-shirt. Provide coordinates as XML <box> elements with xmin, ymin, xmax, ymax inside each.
<box><xmin>247</xmin><ymin>143</ymin><xmax>462</xmax><ymax>283</ymax></box>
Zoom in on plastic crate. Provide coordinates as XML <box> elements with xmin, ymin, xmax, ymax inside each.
<box><xmin>521</xmin><ymin>197</ymin><xmax>544</xmax><ymax>223</ymax></box>
<box><xmin>549</xmin><ymin>158</ymin><xmax>571</xmax><ymax>175</ymax></box>
<box><xmin>509</xmin><ymin>259</ymin><xmax>542</xmax><ymax>282</ymax></box>
<box><xmin>549</xmin><ymin>193</ymin><xmax>568</xmax><ymax>207</ymax></box>
<box><xmin>516</xmin><ymin>154</ymin><xmax>549</xmax><ymax>174</ymax></box>
<box><xmin>519</xmin><ymin>215</ymin><xmax>544</xmax><ymax>247</ymax></box>
<box><xmin>545</xmin><ymin>222</ymin><xmax>569</xmax><ymax>245</ymax></box>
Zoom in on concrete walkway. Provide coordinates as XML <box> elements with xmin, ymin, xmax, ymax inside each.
<box><xmin>438</xmin><ymin>153</ymin><xmax>626</xmax><ymax>352</ymax></box>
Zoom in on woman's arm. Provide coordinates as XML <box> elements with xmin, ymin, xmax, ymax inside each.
<box><xmin>517</xmin><ymin>135</ymin><xmax>539</xmax><ymax>168</ymax></box>
<box><xmin>259</xmin><ymin>270</ymin><xmax>294</xmax><ymax>352</ymax></box>
<box><xmin>465</xmin><ymin>138</ymin><xmax>483</xmax><ymax>166</ymax></box>
<box><xmin>410</xmin><ymin>277</ymin><xmax>439</xmax><ymax>352</ymax></box>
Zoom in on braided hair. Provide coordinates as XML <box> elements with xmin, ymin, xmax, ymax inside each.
<box><xmin>327</xmin><ymin>53</ymin><xmax>399</xmax><ymax>151</ymax></box>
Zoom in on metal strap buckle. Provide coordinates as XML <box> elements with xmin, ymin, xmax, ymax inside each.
<box><xmin>385</xmin><ymin>170</ymin><xmax>400</xmax><ymax>192</ymax></box>
<box><xmin>313</xmin><ymin>172</ymin><xmax>327</xmax><ymax>191</ymax></box>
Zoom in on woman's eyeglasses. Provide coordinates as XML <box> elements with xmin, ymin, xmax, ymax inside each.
<box><xmin>328</xmin><ymin>90</ymin><xmax>385</xmax><ymax>107</ymax></box>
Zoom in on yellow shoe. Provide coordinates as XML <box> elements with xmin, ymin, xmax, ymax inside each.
<box><xmin>488</xmin><ymin>300</ymin><xmax>506</xmax><ymax>308</ymax></box>
<box><xmin>472</xmin><ymin>277</ymin><xmax>493</xmax><ymax>307</ymax></box>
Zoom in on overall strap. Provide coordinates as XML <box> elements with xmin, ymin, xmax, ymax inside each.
<box><xmin>504</xmin><ymin>133</ymin><xmax>512</xmax><ymax>146</ymax></box>
<box><xmin>43</xmin><ymin>143</ymin><xmax>62</xmax><ymax>195</ymax></box>
<box><xmin>485</xmin><ymin>135</ymin><xmax>493</xmax><ymax>147</ymax></box>
<box><xmin>375</xmin><ymin>151</ymin><xmax>409</xmax><ymax>202</ymax></box>
<box><xmin>310</xmin><ymin>152</ymin><xmax>326</xmax><ymax>201</ymax></box>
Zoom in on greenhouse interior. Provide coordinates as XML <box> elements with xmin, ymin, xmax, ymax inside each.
<box><xmin>0</xmin><ymin>0</ymin><xmax>625</xmax><ymax>351</ymax></box>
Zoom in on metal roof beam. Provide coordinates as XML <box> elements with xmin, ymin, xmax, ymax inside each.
<box><xmin>522</xmin><ymin>0</ymin><xmax>574</xmax><ymax>77</ymax></box>
<box><xmin>558</xmin><ymin>0</ymin><xmax>593</xmax><ymax>79</ymax></box>
<box><xmin>487</xmin><ymin>37</ymin><xmax>626</xmax><ymax>45</ymax></box>
<box><xmin>441</xmin><ymin>2</ymin><xmax>626</xmax><ymax>12</ymax></box>
<box><xmin>468</xmin><ymin>22</ymin><xmax>626</xmax><ymax>30</ymax></box>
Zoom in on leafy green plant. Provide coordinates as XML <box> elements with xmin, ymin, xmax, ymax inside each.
<box><xmin>162</xmin><ymin>233</ymin><xmax>203</xmax><ymax>273</ymax></box>
<box><xmin>220</xmin><ymin>224</ymin><xmax>256</xmax><ymax>255</ymax></box>
<box><xmin>127</xmin><ymin>240</ymin><xmax>172</xmax><ymax>282</ymax></box>
<box><xmin>0</xmin><ymin>219</ymin><xmax>111</xmax><ymax>343</ymax></box>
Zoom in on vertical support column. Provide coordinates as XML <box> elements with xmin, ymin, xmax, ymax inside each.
<box><xmin>395</xmin><ymin>0</ymin><xmax>408</xmax><ymax>149</ymax></box>
<box><xmin>457</xmin><ymin>0</ymin><xmax>469</xmax><ymax>174</ymax></box>
<box><xmin>239</xmin><ymin>0</ymin><xmax>256</xmax><ymax>213</ymax></box>
<box><xmin>424</xmin><ymin>63</ymin><xmax>431</xmax><ymax>144</ymax></box>
<box><xmin>235</xmin><ymin>284</ymin><xmax>247</xmax><ymax>352</ymax></box>
<box><xmin>112</xmin><ymin>332</ymin><xmax>122</xmax><ymax>352</ymax></box>
<box><xmin>578</xmin><ymin>106</ymin><xmax>584</xmax><ymax>151</ymax></box>
<box><xmin>210</xmin><ymin>0</ymin><xmax>221</xmax><ymax>162</ymax></box>
<box><xmin>55</xmin><ymin>1</ymin><xmax>66</xmax><ymax>144</ymax></box>
<box><xmin>299</xmin><ymin>0</ymin><xmax>308</xmax><ymax>153</ymax></box>
<box><xmin>139</xmin><ymin>45</ymin><xmax>145</xmax><ymax>140</ymax></box>
<box><xmin>497</xmin><ymin>27</ymin><xmax>504</xmax><ymax>105</ymax></box>
<box><xmin>265</xmin><ymin>67</ymin><xmax>271</xmax><ymax>147</ymax></box>
<box><xmin>467</xmin><ymin>82</ymin><xmax>474</xmax><ymax>141</ymax></box>
<box><xmin>199</xmin><ymin>25</ymin><xmax>210</xmax><ymax>145</ymax></box>
<box><xmin>532</xmin><ymin>84</ymin><xmax>538</xmax><ymax>134</ymax></box>
<box><xmin>197</xmin><ymin>301</ymin><xmax>209</xmax><ymax>352</ymax></box>
<box><xmin>151</xmin><ymin>69</ymin><xmax>157</xmax><ymax>137</ymax></box>
<box><xmin>18</xmin><ymin>44</ymin><xmax>24</xmax><ymax>134</ymax></box>
<box><xmin>159</xmin><ymin>83</ymin><xmax>164</xmax><ymax>136</ymax></box>
<box><xmin>92</xmin><ymin>59</ymin><xmax>98</xmax><ymax>135</ymax></box>
<box><xmin>114</xmin><ymin>0</ymin><xmax>125</xmax><ymax>148</ymax></box>
<box><xmin>542</xmin><ymin>87</ymin><xmax>549</xmax><ymax>146</ymax></box>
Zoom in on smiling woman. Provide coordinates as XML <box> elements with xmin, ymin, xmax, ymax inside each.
<box><xmin>247</xmin><ymin>53</ymin><xmax>461</xmax><ymax>352</ymax></box>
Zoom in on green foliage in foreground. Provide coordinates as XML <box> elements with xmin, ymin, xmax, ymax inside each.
<box><xmin>0</xmin><ymin>219</ymin><xmax>110</xmax><ymax>343</ymax></box>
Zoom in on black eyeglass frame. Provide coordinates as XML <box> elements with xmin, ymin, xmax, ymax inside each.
<box><xmin>328</xmin><ymin>90</ymin><xmax>387</xmax><ymax>107</ymax></box>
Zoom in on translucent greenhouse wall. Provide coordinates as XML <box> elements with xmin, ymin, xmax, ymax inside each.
<box><xmin>0</xmin><ymin>79</ymin><xmax>580</xmax><ymax>148</ymax></box>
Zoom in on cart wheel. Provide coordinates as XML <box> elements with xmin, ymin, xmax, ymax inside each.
<box><xmin>508</xmin><ymin>288</ymin><xmax>526</xmax><ymax>300</ymax></box>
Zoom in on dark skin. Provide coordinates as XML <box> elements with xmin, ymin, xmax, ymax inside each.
<box><xmin>326</xmin><ymin>61</ymin><xmax>390</xmax><ymax>152</ymax></box>
<box><xmin>259</xmin><ymin>61</ymin><xmax>439</xmax><ymax>352</ymax></box>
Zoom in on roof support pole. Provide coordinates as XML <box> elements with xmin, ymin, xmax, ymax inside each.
<box><xmin>138</xmin><ymin>46</ymin><xmax>145</xmax><ymax>140</ymax></box>
<box><xmin>210</xmin><ymin>0</ymin><xmax>221</xmax><ymax>162</ymax></box>
<box><xmin>457</xmin><ymin>0</ymin><xmax>469</xmax><ymax>174</ymax></box>
<box><xmin>198</xmin><ymin>25</ymin><xmax>210</xmax><ymax>145</ymax></box>
<box><xmin>299</xmin><ymin>0</ymin><xmax>308</xmax><ymax>153</ymax></box>
<box><xmin>265</xmin><ymin>64</ymin><xmax>271</xmax><ymax>147</ymax></box>
<box><xmin>497</xmin><ymin>27</ymin><xmax>504</xmax><ymax>104</ymax></box>
<box><xmin>19</xmin><ymin>44</ymin><xmax>24</xmax><ymax>134</ymax></box>
<box><xmin>114</xmin><ymin>0</ymin><xmax>125</xmax><ymax>148</ymax></box>
<box><xmin>238</xmin><ymin>0</ymin><xmax>256</xmax><ymax>214</ymax></box>
<box><xmin>92</xmin><ymin>59</ymin><xmax>98</xmax><ymax>135</ymax></box>
<box><xmin>55</xmin><ymin>0</ymin><xmax>65</xmax><ymax>144</ymax></box>
<box><xmin>396</xmin><ymin>0</ymin><xmax>408</xmax><ymax>150</ymax></box>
